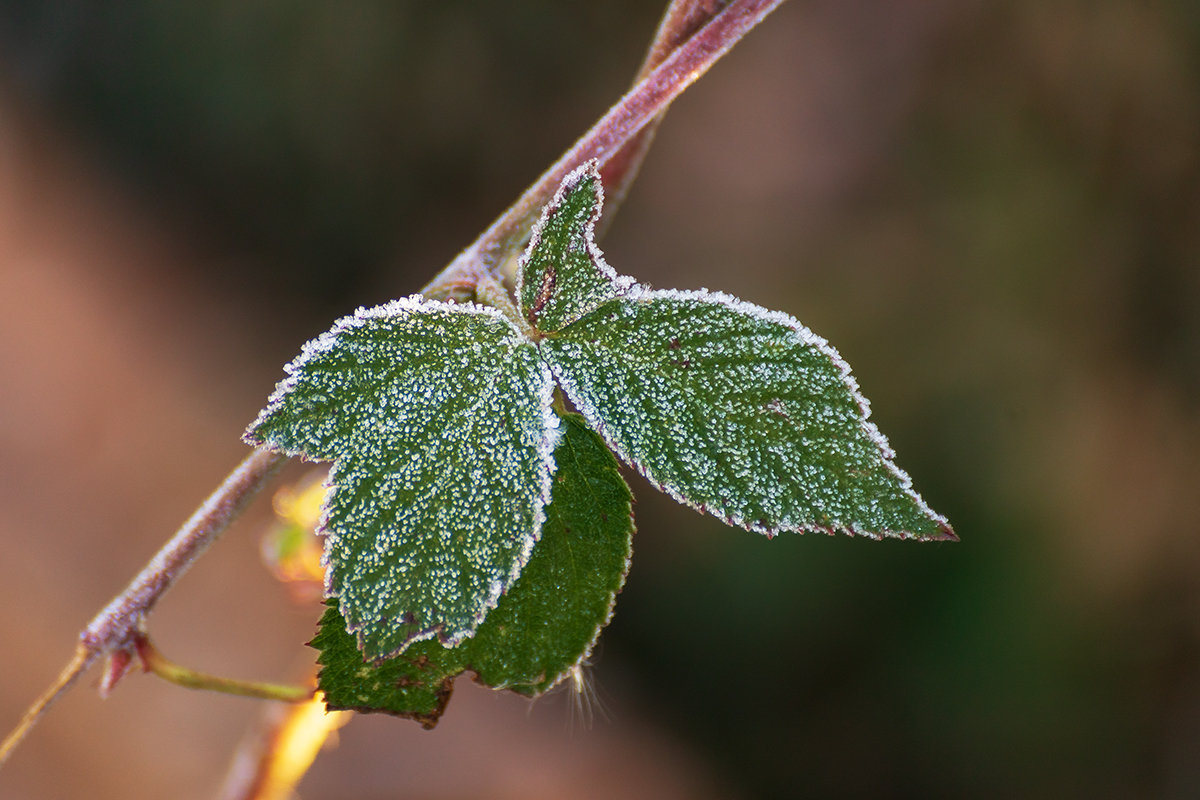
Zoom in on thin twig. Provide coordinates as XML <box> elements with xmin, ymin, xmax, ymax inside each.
<box><xmin>133</xmin><ymin>634</ymin><xmax>312</xmax><ymax>703</ymax></box>
<box><xmin>0</xmin><ymin>646</ymin><xmax>91</xmax><ymax>767</ymax></box>
<box><xmin>496</xmin><ymin>0</ymin><xmax>722</xmax><ymax>288</ymax></box>
<box><xmin>1</xmin><ymin>0</ymin><xmax>788</xmax><ymax>771</ymax></box>
<box><xmin>0</xmin><ymin>447</ymin><xmax>286</xmax><ymax>767</ymax></box>
<box><xmin>422</xmin><ymin>0</ymin><xmax>788</xmax><ymax>299</ymax></box>
<box><xmin>597</xmin><ymin>0</ymin><xmax>725</xmax><ymax>236</ymax></box>
<box><xmin>82</xmin><ymin>447</ymin><xmax>288</xmax><ymax>655</ymax></box>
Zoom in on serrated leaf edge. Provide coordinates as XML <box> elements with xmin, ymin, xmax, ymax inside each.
<box><xmin>243</xmin><ymin>295</ymin><xmax>522</xmax><ymax>450</ymax></box>
<box><xmin>245</xmin><ymin>294</ymin><xmax>565</xmax><ymax>657</ymax></box>
<box><xmin>548</xmin><ymin>285</ymin><xmax>955</xmax><ymax>541</ymax></box>
<box><xmin>533</xmin><ymin>508</ymin><xmax>635</xmax><ymax>697</ymax></box>
<box><xmin>312</xmin><ymin>416</ymin><xmax>633</xmax><ymax>719</ymax></box>
<box><xmin>490</xmin><ymin>413</ymin><xmax>636</xmax><ymax>696</ymax></box>
<box><xmin>516</xmin><ymin>160</ymin><xmax>635</xmax><ymax>330</ymax></box>
<box><xmin>349</xmin><ymin>355</ymin><xmax>561</xmax><ymax>655</ymax></box>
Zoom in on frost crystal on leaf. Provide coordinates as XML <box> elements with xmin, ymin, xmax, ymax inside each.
<box><xmin>246</xmin><ymin>297</ymin><xmax>560</xmax><ymax>660</ymax></box>
<box><xmin>522</xmin><ymin>163</ymin><xmax>954</xmax><ymax>541</ymax></box>
<box><xmin>517</xmin><ymin>162</ymin><xmax>634</xmax><ymax>333</ymax></box>
<box><xmin>250</xmin><ymin>161</ymin><xmax>952</xmax><ymax>680</ymax></box>
<box><xmin>313</xmin><ymin>413</ymin><xmax>634</xmax><ymax>727</ymax></box>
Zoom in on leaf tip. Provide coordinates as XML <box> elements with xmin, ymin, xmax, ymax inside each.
<box><xmin>931</xmin><ymin>521</ymin><xmax>959</xmax><ymax>542</ymax></box>
<box><xmin>558</xmin><ymin>158</ymin><xmax>603</xmax><ymax>196</ymax></box>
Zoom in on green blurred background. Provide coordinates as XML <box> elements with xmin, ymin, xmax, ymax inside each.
<box><xmin>1</xmin><ymin>2</ymin><xmax>1197</xmax><ymax>798</ymax></box>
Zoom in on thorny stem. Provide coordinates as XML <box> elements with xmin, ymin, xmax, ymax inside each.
<box><xmin>496</xmin><ymin>0</ymin><xmax>722</xmax><ymax>288</ymax></box>
<box><xmin>133</xmin><ymin>634</ymin><xmax>312</xmax><ymax>704</ymax></box>
<box><xmin>1</xmin><ymin>0</ymin><xmax>787</xmax><ymax>770</ymax></box>
<box><xmin>422</xmin><ymin>0</ymin><xmax>787</xmax><ymax>299</ymax></box>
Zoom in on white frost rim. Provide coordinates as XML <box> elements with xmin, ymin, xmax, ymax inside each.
<box><xmin>244</xmin><ymin>294</ymin><xmax>563</xmax><ymax>659</ymax></box>
<box><xmin>516</xmin><ymin>160</ymin><xmax>635</xmax><ymax>330</ymax></box>
<box><xmin>547</xmin><ymin>284</ymin><xmax>952</xmax><ymax>541</ymax></box>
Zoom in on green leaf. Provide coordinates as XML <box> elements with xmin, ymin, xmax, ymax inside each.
<box><xmin>312</xmin><ymin>600</ymin><xmax>457</xmax><ymax>726</ymax></box>
<box><xmin>312</xmin><ymin>413</ymin><xmax>634</xmax><ymax>726</ymax></box>
<box><xmin>516</xmin><ymin>163</ymin><xmax>631</xmax><ymax>333</ymax></box>
<box><xmin>246</xmin><ymin>297</ymin><xmax>560</xmax><ymax>660</ymax></box>
<box><xmin>465</xmin><ymin>413</ymin><xmax>633</xmax><ymax>694</ymax></box>
<box><xmin>523</xmin><ymin>164</ymin><xmax>954</xmax><ymax>541</ymax></box>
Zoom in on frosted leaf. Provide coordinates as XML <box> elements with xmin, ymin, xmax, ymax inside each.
<box><xmin>246</xmin><ymin>297</ymin><xmax>560</xmax><ymax>660</ymax></box>
<box><xmin>523</xmin><ymin>171</ymin><xmax>953</xmax><ymax>541</ymax></box>
<box><xmin>312</xmin><ymin>413</ymin><xmax>634</xmax><ymax>726</ymax></box>
<box><xmin>517</xmin><ymin>161</ymin><xmax>633</xmax><ymax>333</ymax></box>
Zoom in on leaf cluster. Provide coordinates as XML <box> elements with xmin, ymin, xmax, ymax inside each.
<box><xmin>247</xmin><ymin>163</ymin><xmax>952</xmax><ymax>723</ymax></box>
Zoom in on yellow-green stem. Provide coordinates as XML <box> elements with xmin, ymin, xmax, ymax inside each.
<box><xmin>135</xmin><ymin>636</ymin><xmax>312</xmax><ymax>704</ymax></box>
<box><xmin>0</xmin><ymin>646</ymin><xmax>94</xmax><ymax>768</ymax></box>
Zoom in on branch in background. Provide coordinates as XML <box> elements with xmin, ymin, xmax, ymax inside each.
<box><xmin>423</xmin><ymin>0</ymin><xmax>787</xmax><ymax>299</ymax></box>
<box><xmin>0</xmin><ymin>0</ymin><xmax>787</xmax><ymax>770</ymax></box>
<box><xmin>0</xmin><ymin>448</ymin><xmax>286</xmax><ymax>768</ymax></box>
<box><xmin>597</xmin><ymin>0</ymin><xmax>725</xmax><ymax>237</ymax></box>
<box><xmin>217</xmin><ymin>690</ymin><xmax>351</xmax><ymax>800</ymax></box>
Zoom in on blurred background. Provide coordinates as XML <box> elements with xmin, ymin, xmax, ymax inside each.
<box><xmin>1</xmin><ymin>1</ymin><xmax>1198</xmax><ymax>797</ymax></box>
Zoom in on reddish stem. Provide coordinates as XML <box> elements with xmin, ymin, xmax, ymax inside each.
<box><xmin>598</xmin><ymin>0</ymin><xmax>726</xmax><ymax>234</ymax></box>
<box><xmin>82</xmin><ymin>448</ymin><xmax>288</xmax><ymax>655</ymax></box>
<box><xmin>423</xmin><ymin>0</ymin><xmax>787</xmax><ymax>297</ymax></box>
<box><xmin>1</xmin><ymin>0</ymin><xmax>787</xmax><ymax>770</ymax></box>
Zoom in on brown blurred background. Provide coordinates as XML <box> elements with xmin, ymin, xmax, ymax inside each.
<box><xmin>1</xmin><ymin>1</ymin><xmax>1198</xmax><ymax>798</ymax></box>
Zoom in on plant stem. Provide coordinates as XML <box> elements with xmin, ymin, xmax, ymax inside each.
<box><xmin>0</xmin><ymin>447</ymin><xmax>286</xmax><ymax>768</ymax></box>
<box><xmin>217</xmin><ymin>686</ymin><xmax>351</xmax><ymax>800</ymax></box>
<box><xmin>474</xmin><ymin>271</ymin><xmax>536</xmax><ymax>339</ymax></box>
<box><xmin>82</xmin><ymin>447</ymin><xmax>288</xmax><ymax>654</ymax></box>
<box><xmin>0</xmin><ymin>647</ymin><xmax>91</xmax><ymax>767</ymax></box>
<box><xmin>494</xmin><ymin>0</ymin><xmax>722</xmax><ymax>290</ymax></box>
<box><xmin>1</xmin><ymin>0</ymin><xmax>787</xmax><ymax>771</ymax></box>
<box><xmin>422</xmin><ymin>0</ymin><xmax>788</xmax><ymax>299</ymax></box>
<box><xmin>133</xmin><ymin>634</ymin><xmax>312</xmax><ymax>704</ymax></box>
<box><xmin>597</xmin><ymin>0</ymin><xmax>725</xmax><ymax>236</ymax></box>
